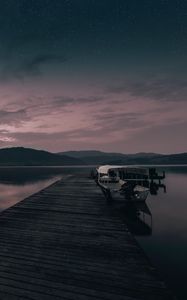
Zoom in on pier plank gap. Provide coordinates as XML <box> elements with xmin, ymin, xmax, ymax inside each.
<box><xmin>0</xmin><ymin>174</ymin><xmax>175</xmax><ymax>300</ymax></box>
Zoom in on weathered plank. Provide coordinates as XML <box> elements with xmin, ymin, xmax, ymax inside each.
<box><xmin>0</xmin><ymin>174</ymin><xmax>175</xmax><ymax>299</ymax></box>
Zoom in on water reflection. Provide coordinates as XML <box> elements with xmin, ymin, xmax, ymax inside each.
<box><xmin>0</xmin><ymin>178</ymin><xmax>59</xmax><ymax>211</ymax></box>
<box><xmin>136</xmin><ymin>168</ymin><xmax>187</xmax><ymax>300</ymax></box>
<box><xmin>122</xmin><ymin>202</ymin><xmax>152</xmax><ymax>236</ymax></box>
<box><xmin>0</xmin><ymin>166</ymin><xmax>89</xmax><ymax>211</ymax></box>
<box><xmin>150</xmin><ymin>181</ymin><xmax>166</xmax><ymax>195</ymax></box>
<box><xmin>110</xmin><ymin>181</ymin><xmax>166</xmax><ymax>237</ymax></box>
<box><xmin>0</xmin><ymin>166</ymin><xmax>85</xmax><ymax>185</ymax></box>
<box><xmin>103</xmin><ymin>179</ymin><xmax>167</xmax><ymax>236</ymax></box>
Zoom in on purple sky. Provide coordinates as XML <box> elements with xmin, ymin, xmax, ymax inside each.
<box><xmin>0</xmin><ymin>1</ymin><xmax>186</xmax><ymax>154</ymax></box>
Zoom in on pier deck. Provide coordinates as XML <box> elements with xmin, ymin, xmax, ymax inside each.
<box><xmin>0</xmin><ymin>175</ymin><xmax>175</xmax><ymax>299</ymax></box>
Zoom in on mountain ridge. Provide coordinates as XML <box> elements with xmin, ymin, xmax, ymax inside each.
<box><xmin>0</xmin><ymin>147</ymin><xmax>84</xmax><ymax>166</ymax></box>
<box><xmin>0</xmin><ymin>147</ymin><xmax>186</xmax><ymax>166</ymax></box>
<box><xmin>58</xmin><ymin>150</ymin><xmax>187</xmax><ymax>165</ymax></box>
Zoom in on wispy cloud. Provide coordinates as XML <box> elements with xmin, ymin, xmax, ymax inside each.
<box><xmin>19</xmin><ymin>54</ymin><xmax>67</xmax><ymax>76</ymax></box>
<box><xmin>106</xmin><ymin>77</ymin><xmax>187</xmax><ymax>102</ymax></box>
<box><xmin>93</xmin><ymin>111</ymin><xmax>148</xmax><ymax>131</ymax></box>
<box><xmin>0</xmin><ymin>136</ymin><xmax>15</xmax><ymax>142</ymax></box>
<box><xmin>53</xmin><ymin>95</ymin><xmax>105</xmax><ymax>107</ymax></box>
<box><xmin>0</xmin><ymin>74</ymin><xmax>186</xmax><ymax>153</ymax></box>
<box><xmin>0</xmin><ymin>109</ymin><xmax>28</xmax><ymax>125</ymax></box>
<box><xmin>0</xmin><ymin>53</ymin><xmax>67</xmax><ymax>81</ymax></box>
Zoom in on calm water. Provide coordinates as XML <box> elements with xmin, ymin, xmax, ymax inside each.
<box><xmin>0</xmin><ymin>166</ymin><xmax>90</xmax><ymax>211</ymax></box>
<box><xmin>0</xmin><ymin>165</ymin><xmax>187</xmax><ymax>299</ymax></box>
<box><xmin>136</xmin><ymin>166</ymin><xmax>187</xmax><ymax>300</ymax></box>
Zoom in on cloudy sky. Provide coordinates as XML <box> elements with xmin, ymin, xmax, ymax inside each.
<box><xmin>0</xmin><ymin>0</ymin><xmax>186</xmax><ymax>153</ymax></box>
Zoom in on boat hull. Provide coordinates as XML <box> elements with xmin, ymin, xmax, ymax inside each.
<box><xmin>110</xmin><ymin>189</ymin><xmax>149</xmax><ymax>202</ymax></box>
<box><xmin>98</xmin><ymin>181</ymin><xmax>149</xmax><ymax>203</ymax></box>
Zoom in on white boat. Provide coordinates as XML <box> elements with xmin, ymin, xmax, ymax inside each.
<box><xmin>96</xmin><ymin>165</ymin><xmax>149</xmax><ymax>202</ymax></box>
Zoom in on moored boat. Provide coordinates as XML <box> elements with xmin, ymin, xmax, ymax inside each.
<box><xmin>96</xmin><ymin>165</ymin><xmax>150</xmax><ymax>202</ymax></box>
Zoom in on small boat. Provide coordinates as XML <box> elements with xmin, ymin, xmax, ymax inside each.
<box><xmin>96</xmin><ymin>165</ymin><xmax>150</xmax><ymax>202</ymax></box>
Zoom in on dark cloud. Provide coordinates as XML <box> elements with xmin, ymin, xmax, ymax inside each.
<box><xmin>0</xmin><ymin>109</ymin><xmax>28</xmax><ymax>125</ymax></box>
<box><xmin>54</xmin><ymin>95</ymin><xmax>105</xmax><ymax>107</ymax></box>
<box><xmin>93</xmin><ymin>111</ymin><xmax>147</xmax><ymax>131</ymax></box>
<box><xmin>0</xmin><ymin>54</ymin><xmax>67</xmax><ymax>81</ymax></box>
<box><xmin>106</xmin><ymin>78</ymin><xmax>187</xmax><ymax>102</ymax></box>
<box><xmin>20</xmin><ymin>54</ymin><xmax>67</xmax><ymax>76</ymax></box>
<box><xmin>9</xmin><ymin>95</ymin><xmax>105</xmax><ymax>116</ymax></box>
<box><xmin>0</xmin><ymin>130</ymin><xmax>9</xmax><ymax>134</ymax></box>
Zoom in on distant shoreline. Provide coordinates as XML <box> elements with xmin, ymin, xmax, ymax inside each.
<box><xmin>0</xmin><ymin>147</ymin><xmax>186</xmax><ymax>166</ymax></box>
<box><xmin>0</xmin><ymin>164</ymin><xmax>187</xmax><ymax>168</ymax></box>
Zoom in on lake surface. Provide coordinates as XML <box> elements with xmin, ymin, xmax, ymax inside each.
<box><xmin>0</xmin><ymin>165</ymin><xmax>187</xmax><ymax>299</ymax></box>
<box><xmin>136</xmin><ymin>166</ymin><xmax>187</xmax><ymax>300</ymax></box>
<box><xmin>0</xmin><ymin>166</ymin><xmax>90</xmax><ymax>211</ymax></box>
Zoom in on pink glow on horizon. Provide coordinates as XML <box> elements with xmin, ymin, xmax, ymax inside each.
<box><xmin>0</xmin><ymin>77</ymin><xmax>186</xmax><ymax>154</ymax></box>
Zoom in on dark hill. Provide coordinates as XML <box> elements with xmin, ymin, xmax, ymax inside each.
<box><xmin>1</xmin><ymin>147</ymin><xmax>186</xmax><ymax>166</ymax></box>
<box><xmin>0</xmin><ymin>147</ymin><xmax>84</xmax><ymax>166</ymax></box>
<box><xmin>58</xmin><ymin>150</ymin><xmax>187</xmax><ymax>165</ymax></box>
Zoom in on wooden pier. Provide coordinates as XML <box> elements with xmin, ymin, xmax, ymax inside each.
<box><xmin>0</xmin><ymin>175</ymin><xmax>175</xmax><ymax>299</ymax></box>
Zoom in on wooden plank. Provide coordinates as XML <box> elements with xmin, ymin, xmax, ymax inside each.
<box><xmin>0</xmin><ymin>175</ymin><xmax>175</xmax><ymax>299</ymax></box>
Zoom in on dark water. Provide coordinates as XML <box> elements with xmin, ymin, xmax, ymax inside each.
<box><xmin>136</xmin><ymin>166</ymin><xmax>187</xmax><ymax>300</ymax></box>
<box><xmin>0</xmin><ymin>165</ymin><xmax>187</xmax><ymax>299</ymax></box>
